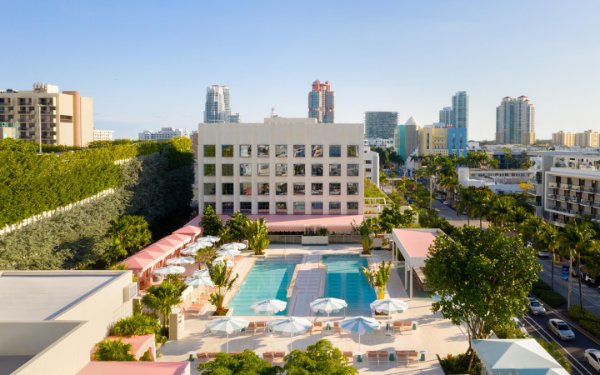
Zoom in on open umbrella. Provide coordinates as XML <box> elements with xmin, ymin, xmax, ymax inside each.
<box><xmin>214</xmin><ymin>256</ymin><xmax>234</xmax><ymax>268</ymax></box>
<box><xmin>268</xmin><ymin>317</ymin><xmax>312</xmax><ymax>351</ymax></box>
<box><xmin>199</xmin><ymin>236</ymin><xmax>220</xmax><ymax>243</ymax></box>
<box><xmin>221</xmin><ymin>242</ymin><xmax>247</xmax><ymax>251</ymax></box>
<box><xmin>153</xmin><ymin>265</ymin><xmax>186</xmax><ymax>276</ymax></box>
<box><xmin>340</xmin><ymin>316</ymin><xmax>380</xmax><ymax>355</ymax></box>
<box><xmin>185</xmin><ymin>275</ymin><xmax>213</xmax><ymax>288</ymax></box>
<box><xmin>166</xmin><ymin>256</ymin><xmax>195</xmax><ymax>266</ymax></box>
<box><xmin>206</xmin><ymin>317</ymin><xmax>249</xmax><ymax>353</ymax></box>
<box><xmin>181</xmin><ymin>247</ymin><xmax>199</xmax><ymax>256</ymax></box>
<box><xmin>310</xmin><ymin>297</ymin><xmax>348</xmax><ymax>318</ymax></box>
<box><xmin>250</xmin><ymin>299</ymin><xmax>287</xmax><ymax>314</ymax></box>
<box><xmin>192</xmin><ymin>268</ymin><xmax>210</xmax><ymax>278</ymax></box>
<box><xmin>370</xmin><ymin>298</ymin><xmax>408</xmax><ymax>315</ymax></box>
<box><xmin>217</xmin><ymin>248</ymin><xmax>241</xmax><ymax>257</ymax></box>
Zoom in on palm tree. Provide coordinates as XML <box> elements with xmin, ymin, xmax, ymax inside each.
<box><xmin>486</xmin><ymin>196</ymin><xmax>513</xmax><ymax>228</ymax></box>
<box><xmin>246</xmin><ymin>218</ymin><xmax>270</xmax><ymax>256</ymax></box>
<box><xmin>94</xmin><ymin>339</ymin><xmax>135</xmax><ymax>361</ymax></box>
<box><xmin>362</xmin><ymin>261</ymin><xmax>391</xmax><ymax>300</ymax></box>
<box><xmin>142</xmin><ymin>282</ymin><xmax>182</xmax><ymax>328</ymax></box>
<box><xmin>561</xmin><ymin>220</ymin><xmax>597</xmax><ymax>308</ymax></box>
<box><xmin>456</xmin><ymin>187</ymin><xmax>473</xmax><ymax>225</ymax></box>
<box><xmin>208</xmin><ymin>262</ymin><xmax>239</xmax><ymax>315</ymax></box>
<box><xmin>536</xmin><ymin>222</ymin><xmax>561</xmax><ymax>290</ymax></box>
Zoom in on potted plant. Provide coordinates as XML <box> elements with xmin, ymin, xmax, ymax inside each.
<box><xmin>353</xmin><ymin>218</ymin><xmax>378</xmax><ymax>255</ymax></box>
<box><xmin>246</xmin><ymin>218</ymin><xmax>270</xmax><ymax>256</ymax></box>
<box><xmin>301</xmin><ymin>227</ymin><xmax>329</xmax><ymax>245</ymax></box>
<box><xmin>361</xmin><ymin>261</ymin><xmax>391</xmax><ymax>299</ymax></box>
<box><xmin>208</xmin><ymin>262</ymin><xmax>239</xmax><ymax>316</ymax></box>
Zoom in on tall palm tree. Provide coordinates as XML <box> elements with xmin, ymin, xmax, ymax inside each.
<box><xmin>142</xmin><ymin>282</ymin><xmax>182</xmax><ymax>328</ymax></box>
<box><xmin>560</xmin><ymin>220</ymin><xmax>597</xmax><ymax>308</ymax></box>
<box><xmin>536</xmin><ymin>222</ymin><xmax>560</xmax><ymax>290</ymax></box>
<box><xmin>208</xmin><ymin>262</ymin><xmax>239</xmax><ymax>315</ymax></box>
<box><xmin>486</xmin><ymin>196</ymin><xmax>513</xmax><ymax>228</ymax></box>
<box><xmin>456</xmin><ymin>187</ymin><xmax>473</xmax><ymax>226</ymax></box>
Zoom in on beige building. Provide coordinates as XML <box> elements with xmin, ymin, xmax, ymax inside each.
<box><xmin>418</xmin><ymin>125</ymin><xmax>449</xmax><ymax>156</ymax></box>
<box><xmin>545</xmin><ymin>167</ymin><xmax>600</xmax><ymax>226</ymax></box>
<box><xmin>0</xmin><ymin>83</ymin><xmax>94</xmax><ymax>147</ymax></box>
<box><xmin>552</xmin><ymin>129</ymin><xmax>599</xmax><ymax>148</ymax></box>
<box><xmin>552</xmin><ymin>131</ymin><xmax>575</xmax><ymax>147</ymax></box>
<box><xmin>92</xmin><ymin>129</ymin><xmax>114</xmax><ymax>141</ymax></box>
<box><xmin>0</xmin><ymin>122</ymin><xmax>17</xmax><ymax>139</ymax></box>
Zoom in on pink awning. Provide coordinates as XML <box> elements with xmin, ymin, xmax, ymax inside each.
<box><xmin>78</xmin><ymin>361</ymin><xmax>189</xmax><ymax>375</ymax></box>
<box><xmin>173</xmin><ymin>225</ymin><xmax>202</xmax><ymax>239</ymax></box>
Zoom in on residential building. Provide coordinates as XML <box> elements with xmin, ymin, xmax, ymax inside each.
<box><xmin>0</xmin><ymin>83</ymin><xmax>94</xmax><ymax>146</ymax></box>
<box><xmin>92</xmin><ymin>129</ymin><xmax>114</xmax><ymax>141</ymax></box>
<box><xmin>138</xmin><ymin>127</ymin><xmax>189</xmax><ymax>141</ymax></box>
<box><xmin>365</xmin><ymin>137</ymin><xmax>394</xmax><ymax>149</ymax></box>
<box><xmin>364</xmin><ymin>147</ymin><xmax>380</xmax><ymax>187</ymax></box>
<box><xmin>452</xmin><ymin>91</ymin><xmax>468</xmax><ymax>131</ymax></box>
<box><xmin>438</xmin><ymin>106</ymin><xmax>453</xmax><ymax>126</ymax></box>
<box><xmin>197</xmin><ymin>117</ymin><xmax>364</xmax><ymax>215</ymax></box>
<box><xmin>394</xmin><ymin>116</ymin><xmax>419</xmax><ymax>161</ymax></box>
<box><xmin>308</xmin><ymin>80</ymin><xmax>334</xmax><ymax>123</ymax></box>
<box><xmin>495</xmin><ymin>96</ymin><xmax>535</xmax><ymax>145</ymax></box>
<box><xmin>552</xmin><ymin>131</ymin><xmax>575</xmax><ymax>147</ymax></box>
<box><xmin>204</xmin><ymin>85</ymin><xmax>231</xmax><ymax>123</ymax></box>
<box><xmin>0</xmin><ymin>121</ymin><xmax>17</xmax><ymax>139</ymax></box>
<box><xmin>545</xmin><ymin>167</ymin><xmax>600</xmax><ymax>226</ymax></box>
<box><xmin>365</xmin><ymin>111</ymin><xmax>398</xmax><ymax>139</ymax></box>
<box><xmin>552</xmin><ymin>129</ymin><xmax>599</xmax><ymax>148</ymax></box>
<box><xmin>228</xmin><ymin>113</ymin><xmax>240</xmax><ymax>123</ymax></box>
<box><xmin>418</xmin><ymin>125</ymin><xmax>467</xmax><ymax>157</ymax></box>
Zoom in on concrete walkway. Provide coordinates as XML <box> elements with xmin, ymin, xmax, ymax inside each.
<box><xmin>287</xmin><ymin>257</ymin><xmax>326</xmax><ymax>316</ymax></box>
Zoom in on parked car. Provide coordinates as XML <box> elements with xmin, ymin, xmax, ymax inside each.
<box><xmin>584</xmin><ymin>349</ymin><xmax>600</xmax><ymax>372</ymax></box>
<box><xmin>528</xmin><ymin>298</ymin><xmax>546</xmax><ymax>315</ymax></box>
<box><xmin>537</xmin><ymin>250</ymin><xmax>550</xmax><ymax>258</ymax></box>
<box><xmin>548</xmin><ymin>319</ymin><xmax>575</xmax><ymax>341</ymax></box>
<box><xmin>512</xmin><ymin>317</ymin><xmax>528</xmax><ymax>335</ymax></box>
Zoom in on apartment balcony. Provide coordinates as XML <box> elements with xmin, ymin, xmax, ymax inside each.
<box><xmin>548</xmin><ymin>182</ymin><xmax>558</xmax><ymax>188</ymax></box>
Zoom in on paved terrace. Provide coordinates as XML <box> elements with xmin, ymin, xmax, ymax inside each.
<box><xmin>159</xmin><ymin>245</ymin><xmax>469</xmax><ymax>374</ymax></box>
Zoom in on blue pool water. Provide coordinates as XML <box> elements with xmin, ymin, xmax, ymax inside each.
<box><xmin>322</xmin><ymin>255</ymin><xmax>377</xmax><ymax>316</ymax></box>
<box><xmin>229</xmin><ymin>257</ymin><xmax>300</xmax><ymax>316</ymax></box>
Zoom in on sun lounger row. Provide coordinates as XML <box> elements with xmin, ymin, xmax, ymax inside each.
<box><xmin>366</xmin><ymin>350</ymin><xmax>419</xmax><ymax>366</ymax></box>
<box><xmin>390</xmin><ymin>320</ymin><xmax>414</xmax><ymax>333</ymax></box>
<box><xmin>245</xmin><ymin>321</ymin><xmax>268</xmax><ymax>334</ymax></box>
<box><xmin>262</xmin><ymin>351</ymin><xmax>285</xmax><ymax>362</ymax></box>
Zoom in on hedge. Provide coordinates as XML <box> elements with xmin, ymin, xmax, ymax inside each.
<box><xmin>568</xmin><ymin>305</ymin><xmax>600</xmax><ymax>339</ymax></box>
<box><xmin>531</xmin><ymin>279</ymin><xmax>566</xmax><ymax>308</ymax></box>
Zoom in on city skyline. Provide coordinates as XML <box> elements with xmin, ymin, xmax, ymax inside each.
<box><xmin>2</xmin><ymin>1</ymin><xmax>599</xmax><ymax>141</ymax></box>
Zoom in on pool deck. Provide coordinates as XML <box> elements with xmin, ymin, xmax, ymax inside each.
<box><xmin>159</xmin><ymin>245</ymin><xmax>469</xmax><ymax>374</ymax></box>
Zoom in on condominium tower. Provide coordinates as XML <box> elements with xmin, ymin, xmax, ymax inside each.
<box><xmin>452</xmin><ymin>91</ymin><xmax>468</xmax><ymax>131</ymax></box>
<box><xmin>0</xmin><ymin>83</ymin><xmax>94</xmax><ymax>146</ymax></box>
<box><xmin>365</xmin><ymin>111</ymin><xmax>398</xmax><ymax>139</ymax></box>
<box><xmin>496</xmin><ymin>96</ymin><xmax>535</xmax><ymax>145</ymax></box>
<box><xmin>438</xmin><ymin>107</ymin><xmax>453</xmax><ymax>126</ymax></box>
<box><xmin>395</xmin><ymin>116</ymin><xmax>419</xmax><ymax>161</ymax></box>
<box><xmin>308</xmin><ymin>80</ymin><xmax>334</xmax><ymax>123</ymax></box>
<box><xmin>204</xmin><ymin>85</ymin><xmax>240</xmax><ymax>123</ymax></box>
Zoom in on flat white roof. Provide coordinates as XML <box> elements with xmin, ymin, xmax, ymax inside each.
<box><xmin>0</xmin><ymin>271</ymin><xmax>121</xmax><ymax>321</ymax></box>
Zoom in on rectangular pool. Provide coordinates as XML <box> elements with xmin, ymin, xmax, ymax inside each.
<box><xmin>322</xmin><ymin>255</ymin><xmax>377</xmax><ymax>316</ymax></box>
<box><xmin>229</xmin><ymin>257</ymin><xmax>300</xmax><ymax>316</ymax></box>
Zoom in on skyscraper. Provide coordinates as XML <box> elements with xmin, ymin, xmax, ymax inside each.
<box><xmin>204</xmin><ymin>85</ymin><xmax>231</xmax><ymax>123</ymax></box>
<box><xmin>365</xmin><ymin>111</ymin><xmax>398</xmax><ymax>139</ymax></box>
<box><xmin>308</xmin><ymin>80</ymin><xmax>334</xmax><ymax>123</ymax></box>
<box><xmin>495</xmin><ymin>96</ymin><xmax>535</xmax><ymax>145</ymax></box>
<box><xmin>395</xmin><ymin>116</ymin><xmax>419</xmax><ymax>161</ymax></box>
<box><xmin>438</xmin><ymin>107</ymin><xmax>453</xmax><ymax>126</ymax></box>
<box><xmin>452</xmin><ymin>91</ymin><xmax>468</xmax><ymax>130</ymax></box>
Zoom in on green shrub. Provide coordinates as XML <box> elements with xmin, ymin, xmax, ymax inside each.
<box><xmin>109</xmin><ymin>313</ymin><xmax>165</xmax><ymax>343</ymax></box>
<box><xmin>533</xmin><ymin>290</ymin><xmax>566</xmax><ymax>308</ymax></box>
<box><xmin>440</xmin><ymin>353</ymin><xmax>481</xmax><ymax>375</ymax></box>
<box><xmin>139</xmin><ymin>349</ymin><xmax>153</xmax><ymax>361</ymax></box>
<box><xmin>94</xmin><ymin>339</ymin><xmax>135</xmax><ymax>361</ymax></box>
<box><xmin>537</xmin><ymin>339</ymin><xmax>571</xmax><ymax>372</ymax></box>
<box><xmin>568</xmin><ymin>305</ymin><xmax>600</xmax><ymax>339</ymax></box>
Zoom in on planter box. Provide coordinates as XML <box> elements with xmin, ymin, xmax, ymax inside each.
<box><xmin>372</xmin><ymin>237</ymin><xmax>383</xmax><ymax>250</ymax></box>
<box><xmin>301</xmin><ymin>236</ymin><xmax>329</xmax><ymax>245</ymax></box>
<box><xmin>207</xmin><ymin>308</ymin><xmax>233</xmax><ymax>319</ymax></box>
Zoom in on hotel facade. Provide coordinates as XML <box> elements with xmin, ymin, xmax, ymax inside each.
<box><xmin>197</xmin><ymin>117</ymin><xmax>364</xmax><ymax>215</ymax></box>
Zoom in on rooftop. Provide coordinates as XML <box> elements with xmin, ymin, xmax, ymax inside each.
<box><xmin>78</xmin><ymin>361</ymin><xmax>189</xmax><ymax>375</ymax></box>
<box><xmin>392</xmin><ymin>228</ymin><xmax>440</xmax><ymax>259</ymax></box>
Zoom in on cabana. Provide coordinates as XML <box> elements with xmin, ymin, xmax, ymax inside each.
<box><xmin>391</xmin><ymin>228</ymin><xmax>443</xmax><ymax>298</ymax></box>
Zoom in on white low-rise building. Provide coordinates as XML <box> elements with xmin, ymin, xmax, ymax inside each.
<box><xmin>364</xmin><ymin>147</ymin><xmax>380</xmax><ymax>187</ymax></box>
<box><xmin>139</xmin><ymin>127</ymin><xmax>189</xmax><ymax>141</ymax></box>
<box><xmin>92</xmin><ymin>129</ymin><xmax>114</xmax><ymax>141</ymax></box>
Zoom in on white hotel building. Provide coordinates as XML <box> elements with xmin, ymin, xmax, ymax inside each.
<box><xmin>197</xmin><ymin>117</ymin><xmax>365</xmax><ymax>215</ymax></box>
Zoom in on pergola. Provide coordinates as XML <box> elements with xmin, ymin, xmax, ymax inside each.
<box><xmin>391</xmin><ymin>228</ymin><xmax>442</xmax><ymax>298</ymax></box>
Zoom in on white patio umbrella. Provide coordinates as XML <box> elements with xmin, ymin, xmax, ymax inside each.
<box><xmin>268</xmin><ymin>317</ymin><xmax>312</xmax><ymax>351</ymax></box>
<box><xmin>310</xmin><ymin>297</ymin><xmax>348</xmax><ymax>318</ymax></box>
<box><xmin>250</xmin><ymin>299</ymin><xmax>287</xmax><ymax>314</ymax></box>
<box><xmin>195</xmin><ymin>240</ymin><xmax>214</xmax><ymax>249</ymax></box>
<box><xmin>217</xmin><ymin>248</ymin><xmax>241</xmax><ymax>257</ymax></box>
<box><xmin>185</xmin><ymin>275</ymin><xmax>213</xmax><ymax>288</ymax></box>
<box><xmin>206</xmin><ymin>317</ymin><xmax>249</xmax><ymax>353</ymax></box>
<box><xmin>192</xmin><ymin>268</ymin><xmax>210</xmax><ymax>278</ymax></box>
<box><xmin>221</xmin><ymin>242</ymin><xmax>247</xmax><ymax>251</ymax></box>
<box><xmin>166</xmin><ymin>256</ymin><xmax>196</xmax><ymax>266</ymax></box>
<box><xmin>199</xmin><ymin>236</ymin><xmax>220</xmax><ymax>243</ymax></box>
<box><xmin>214</xmin><ymin>256</ymin><xmax>234</xmax><ymax>268</ymax></box>
<box><xmin>340</xmin><ymin>316</ymin><xmax>381</xmax><ymax>355</ymax></box>
<box><xmin>181</xmin><ymin>247</ymin><xmax>199</xmax><ymax>256</ymax></box>
<box><xmin>370</xmin><ymin>299</ymin><xmax>408</xmax><ymax>315</ymax></box>
<box><xmin>153</xmin><ymin>265</ymin><xmax>186</xmax><ymax>276</ymax></box>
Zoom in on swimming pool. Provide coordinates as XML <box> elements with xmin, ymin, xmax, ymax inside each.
<box><xmin>229</xmin><ymin>257</ymin><xmax>300</xmax><ymax>316</ymax></box>
<box><xmin>322</xmin><ymin>255</ymin><xmax>376</xmax><ymax>316</ymax></box>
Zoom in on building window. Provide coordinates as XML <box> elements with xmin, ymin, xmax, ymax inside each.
<box><xmin>311</xmin><ymin>183</ymin><xmax>323</xmax><ymax>195</ymax></box>
<box><xmin>257</xmin><ymin>183</ymin><xmax>270</xmax><ymax>195</ymax></box>
<box><xmin>366</xmin><ymin>168</ymin><xmax>372</xmax><ymax>173</ymax></box>
<box><xmin>258</xmin><ymin>202</ymin><xmax>270</xmax><ymax>214</ymax></box>
<box><xmin>294</xmin><ymin>201</ymin><xmax>305</xmax><ymax>214</ymax></box>
<box><xmin>329</xmin><ymin>164</ymin><xmax>341</xmax><ymax>176</ymax></box>
<box><xmin>240</xmin><ymin>183</ymin><xmax>252</xmax><ymax>196</ymax></box>
<box><xmin>275</xmin><ymin>163</ymin><xmax>288</xmax><ymax>176</ymax></box>
<box><xmin>240</xmin><ymin>164</ymin><xmax>252</xmax><ymax>176</ymax></box>
<box><xmin>347</xmin><ymin>182</ymin><xmax>359</xmax><ymax>195</ymax></box>
<box><xmin>240</xmin><ymin>202</ymin><xmax>252</xmax><ymax>214</ymax></box>
<box><xmin>276</xmin><ymin>202</ymin><xmax>287</xmax><ymax>214</ymax></box>
<box><xmin>222</xmin><ymin>202</ymin><xmax>234</xmax><ymax>214</ymax></box>
<box><xmin>222</xmin><ymin>164</ymin><xmax>234</xmax><ymax>176</ymax></box>
<box><xmin>293</xmin><ymin>183</ymin><xmax>305</xmax><ymax>195</ymax></box>
<box><xmin>347</xmin><ymin>201</ymin><xmax>359</xmax><ymax>213</ymax></box>
<box><xmin>240</xmin><ymin>145</ymin><xmax>252</xmax><ymax>157</ymax></box>
<box><xmin>204</xmin><ymin>183</ymin><xmax>216</xmax><ymax>195</ymax></box>
<box><xmin>311</xmin><ymin>201</ymin><xmax>323</xmax><ymax>214</ymax></box>
<box><xmin>329</xmin><ymin>201</ymin><xmax>341</xmax><ymax>213</ymax></box>
<box><xmin>222</xmin><ymin>183</ymin><xmax>234</xmax><ymax>195</ymax></box>
<box><xmin>366</xmin><ymin>160</ymin><xmax>372</xmax><ymax>165</ymax></box>
<box><xmin>293</xmin><ymin>145</ymin><xmax>305</xmax><ymax>157</ymax></box>
<box><xmin>347</xmin><ymin>145</ymin><xmax>359</xmax><ymax>157</ymax></box>
<box><xmin>347</xmin><ymin>164</ymin><xmax>359</xmax><ymax>176</ymax></box>
<box><xmin>204</xmin><ymin>164</ymin><xmax>216</xmax><ymax>176</ymax></box>
<box><xmin>276</xmin><ymin>183</ymin><xmax>288</xmax><ymax>195</ymax></box>
<box><xmin>258</xmin><ymin>144</ymin><xmax>270</xmax><ymax>157</ymax></box>
<box><xmin>276</xmin><ymin>145</ymin><xmax>288</xmax><ymax>158</ymax></box>
<box><xmin>204</xmin><ymin>145</ymin><xmax>216</xmax><ymax>157</ymax></box>
<box><xmin>222</xmin><ymin>145</ymin><xmax>234</xmax><ymax>157</ymax></box>
<box><xmin>312</xmin><ymin>145</ymin><xmax>323</xmax><ymax>157</ymax></box>
<box><xmin>329</xmin><ymin>145</ymin><xmax>341</xmax><ymax>157</ymax></box>
<box><xmin>258</xmin><ymin>163</ymin><xmax>270</xmax><ymax>176</ymax></box>
<box><xmin>329</xmin><ymin>183</ymin><xmax>341</xmax><ymax>195</ymax></box>
<box><xmin>311</xmin><ymin>164</ymin><xmax>323</xmax><ymax>177</ymax></box>
<box><xmin>294</xmin><ymin>164</ymin><xmax>305</xmax><ymax>176</ymax></box>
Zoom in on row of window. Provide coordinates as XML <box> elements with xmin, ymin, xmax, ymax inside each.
<box><xmin>204</xmin><ymin>163</ymin><xmax>360</xmax><ymax>177</ymax></box>
<box><xmin>204</xmin><ymin>182</ymin><xmax>360</xmax><ymax>196</ymax></box>
<box><xmin>206</xmin><ymin>201</ymin><xmax>360</xmax><ymax>214</ymax></box>
<box><xmin>203</xmin><ymin>144</ymin><xmax>360</xmax><ymax>158</ymax></box>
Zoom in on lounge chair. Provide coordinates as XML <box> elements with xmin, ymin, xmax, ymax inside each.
<box><xmin>273</xmin><ymin>352</ymin><xmax>285</xmax><ymax>363</ymax></box>
<box><xmin>246</xmin><ymin>322</ymin><xmax>256</xmax><ymax>335</ymax></box>
<box><xmin>395</xmin><ymin>350</ymin><xmax>419</xmax><ymax>366</ymax></box>
<box><xmin>367</xmin><ymin>351</ymin><xmax>379</xmax><ymax>365</ymax></box>
<box><xmin>311</xmin><ymin>321</ymin><xmax>323</xmax><ymax>335</ymax></box>
<box><xmin>255</xmin><ymin>321</ymin><xmax>266</xmax><ymax>334</ymax></box>
<box><xmin>333</xmin><ymin>321</ymin><xmax>342</xmax><ymax>335</ymax></box>
<box><xmin>378</xmin><ymin>351</ymin><xmax>389</xmax><ymax>364</ymax></box>
<box><xmin>262</xmin><ymin>352</ymin><xmax>274</xmax><ymax>362</ymax></box>
<box><xmin>342</xmin><ymin>351</ymin><xmax>353</xmax><ymax>363</ymax></box>
<box><xmin>196</xmin><ymin>352</ymin><xmax>209</xmax><ymax>362</ymax></box>
<box><xmin>182</xmin><ymin>303</ymin><xmax>203</xmax><ymax>316</ymax></box>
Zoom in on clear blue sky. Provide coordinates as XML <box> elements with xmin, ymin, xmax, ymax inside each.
<box><xmin>3</xmin><ymin>1</ymin><xmax>599</xmax><ymax>140</ymax></box>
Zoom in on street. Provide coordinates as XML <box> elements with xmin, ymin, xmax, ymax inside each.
<box><xmin>431</xmin><ymin>199</ymin><xmax>490</xmax><ymax>228</ymax></box>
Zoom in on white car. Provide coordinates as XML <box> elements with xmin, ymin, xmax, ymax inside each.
<box><xmin>584</xmin><ymin>349</ymin><xmax>600</xmax><ymax>372</ymax></box>
<box><xmin>548</xmin><ymin>319</ymin><xmax>575</xmax><ymax>341</ymax></box>
<box><xmin>528</xmin><ymin>298</ymin><xmax>546</xmax><ymax>315</ymax></box>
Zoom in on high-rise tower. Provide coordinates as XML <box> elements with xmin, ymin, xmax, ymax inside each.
<box><xmin>308</xmin><ymin>80</ymin><xmax>334</xmax><ymax>123</ymax></box>
<box><xmin>452</xmin><ymin>91</ymin><xmax>468</xmax><ymax>130</ymax></box>
<box><xmin>438</xmin><ymin>107</ymin><xmax>453</xmax><ymax>126</ymax></box>
<box><xmin>204</xmin><ymin>85</ymin><xmax>231</xmax><ymax>123</ymax></box>
<box><xmin>365</xmin><ymin>111</ymin><xmax>398</xmax><ymax>139</ymax></box>
<box><xmin>495</xmin><ymin>96</ymin><xmax>535</xmax><ymax>145</ymax></box>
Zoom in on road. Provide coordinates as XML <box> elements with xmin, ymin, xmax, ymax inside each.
<box><xmin>431</xmin><ymin>199</ymin><xmax>490</xmax><ymax>228</ymax></box>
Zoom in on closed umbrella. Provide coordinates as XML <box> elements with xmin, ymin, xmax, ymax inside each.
<box><xmin>166</xmin><ymin>256</ymin><xmax>195</xmax><ymax>266</ymax></box>
<box><xmin>221</xmin><ymin>242</ymin><xmax>247</xmax><ymax>251</ymax></box>
<box><xmin>250</xmin><ymin>299</ymin><xmax>287</xmax><ymax>314</ymax></box>
<box><xmin>217</xmin><ymin>248</ymin><xmax>242</xmax><ymax>257</ymax></box>
<box><xmin>370</xmin><ymin>299</ymin><xmax>408</xmax><ymax>315</ymax></box>
<box><xmin>340</xmin><ymin>316</ymin><xmax>380</xmax><ymax>355</ymax></box>
<box><xmin>199</xmin><ymin>236</ymin><xmax>220</xmax><ymax>243</ymax></box>
<box><xmin>268</xmin><ymin>317</ymin><xmax>312</xmax><ymax>351</ymax></box>
<box><xmin>310</xmin><ymin>297</ymin><xmax>348</xmax><ymax>318</ymax></box>
<box><xmin>153</xmin><ymin>265</ymin><xmax>186</xmax><ymax>276</ymax></box>
<box><xmin>207</xmin><ymin>317</ymin><xmax>249</xmax><ymax>353</ymax></box>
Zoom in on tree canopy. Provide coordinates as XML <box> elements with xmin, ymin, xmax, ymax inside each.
<box><xmin>283</xmin><ymin>339</ymin><xmax>357</xmax><ymax>375</ymax></box>
<box><xmin>197</xmin><ymin>350</ymin><xmax>278</xmax><ymax>375</ymax></box>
